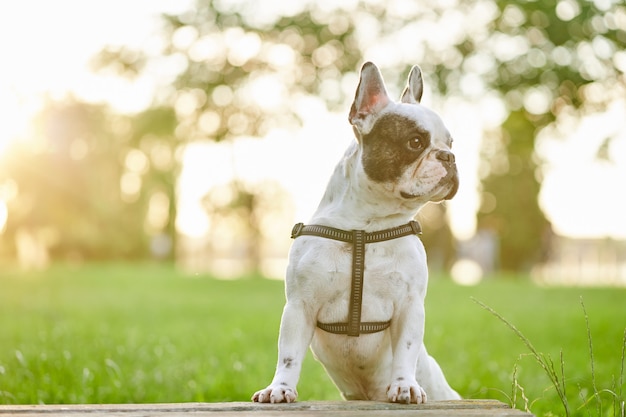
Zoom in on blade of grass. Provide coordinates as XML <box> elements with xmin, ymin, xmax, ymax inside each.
<box><xmin>472</xmin><ymin>297</ymin><xmax>570</xmax><ymax>417</ymax></box>
<box><xmin>581</xmin><ymin>297</ymin><xmax>601</xmax><ymax>416</ymax></box>
<box><xmin>616</xmin><ymin>328</ymin><xmax>626</xmax><ymax>417</ymax></box>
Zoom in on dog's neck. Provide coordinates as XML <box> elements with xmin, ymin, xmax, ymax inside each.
<box><xmin>310</xmin><ymin>143</ymin><xmax>424</xmax><ymax>232</ymax></box>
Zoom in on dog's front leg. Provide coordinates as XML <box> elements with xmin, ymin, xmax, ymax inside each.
<box><xmin>387</xmin><ymin>300</ymin><xmax>427</xmax><ymax>404</ymax></box>
<box><xmin>252</xmin><ymin>300</ymin><xmax>315</xmax><ymax>403</ymax></box>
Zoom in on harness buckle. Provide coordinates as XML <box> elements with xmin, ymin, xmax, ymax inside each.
<box><xmin>291</xmin><ymin>223</ymin><xmax>304</xmax><ymax>239</ymax></box>
<box><xmin>409</xmin><ymin>220</ymin><xmax>422</xmax><ymax>235</ymax></box>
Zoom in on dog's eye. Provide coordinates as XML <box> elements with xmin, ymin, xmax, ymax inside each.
<box><xmin>408</xmin><ymin>138</ymin><xmax>424</xmax><ymax>151</ymax></box>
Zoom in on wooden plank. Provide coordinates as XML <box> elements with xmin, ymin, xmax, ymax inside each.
<box><xmin>0</xmin><ymin>400</ymin><xmax>533</xmax><ymax>416</ymax></box>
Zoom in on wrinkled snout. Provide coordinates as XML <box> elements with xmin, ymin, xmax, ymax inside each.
<box><xmin>437</xmin><ymin>150</ymin><xmax>458</xmax><ymax>200</ymax></box>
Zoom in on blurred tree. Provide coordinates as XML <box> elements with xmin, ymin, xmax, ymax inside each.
<box><xmin>0</xmin><ymin>99</ymin><xmax>148</xmax><ymax>262</ymax></box>
<box><xmin>91</xmin><ymin>0</ymin><xmax>459</xmax><ymax>266</ymax></box>
<box><xmin>365</xmin><ymin>0</ymin><xmax>623</xmax><ymax>271</ymax></box>
<box><xmin>417</xmin><ymin>203</ymin><xmax>456</xmax><ymax>271</ymax></box>
<box><xmin>477</xmin><ymin>110</ymin><xmax>549</xmax><ymax>270</ymax></box>
<box><xmin>93</xmin><ymin>0</ymin><xmax>625</xmax><ymax>272</ymax></box>
<box><xmin>470</xmin><ymin>0</ymin><xmax>626</xmax><ymax>270</ymax></box>
<box><xmin>201</xmin><ymin>179</ymin><xmax>292</xmax><ymax>275</ymax></box>
<box><xmin>124</xmin><ymin>106</ymin><xmax>179</xmax><ymax>260</ymax></box>
<box><xmin>91</xmin><ymin>1</ymin><xmax>363</xmax><ymax>264</ymax></box>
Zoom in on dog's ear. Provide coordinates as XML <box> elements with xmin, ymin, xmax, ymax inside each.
<box><xmin>349</xmin><ymin>62</ymin><xmax>391</xmax><ymax>130</ymax></box>
<box><xmin>400</xmin><ymin>65</ymin><xmax>424</xmax><ymax>104</ymax></box>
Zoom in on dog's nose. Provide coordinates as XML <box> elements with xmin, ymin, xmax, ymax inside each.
<box><xmin>436</xmin><ymin>150</ymin><xmax>455</xmax><ymax>163</ymax></box>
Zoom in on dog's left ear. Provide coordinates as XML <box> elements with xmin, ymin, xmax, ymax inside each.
<box><xmin>400</xmin><ymin>65</ymin><xmax>424</xmax><ymax>104</ymax></box>
<box><xmin>349</xmin><ymin>62</ymin><xmax>391</xmax><ymax>130</ymax></box>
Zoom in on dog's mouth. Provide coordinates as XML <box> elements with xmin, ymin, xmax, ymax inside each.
<box><xmin>400</xmin><ymin>169</ymin><xmax>459</xmax><ymax>201</ymax></box>
<box><xmin>400</xmin><ymin>191</ymin><xmax>422</xmax><ymax>199</ymax></box>
<box><xmin>443</xmin><ymin>178</ymin><xmax>459</xmax><ymax>200</ymax></box>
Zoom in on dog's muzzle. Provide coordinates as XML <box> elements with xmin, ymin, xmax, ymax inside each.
<box><xmin>437</xmin><ymin>150</ymin><xmax>458</xmax><ymax>200</ymax></box>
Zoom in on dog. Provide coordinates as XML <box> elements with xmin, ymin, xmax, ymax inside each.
<box><xmin>252</xmin><ymin>62</ymin><xmax>460</xmax><ymax>404</ymax></box>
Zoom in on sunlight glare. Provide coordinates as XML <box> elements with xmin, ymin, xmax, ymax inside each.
<box><xmin>0</xmin><ymin>178</ymin><xmax>18</xmax><ymax>233</ymax></box>
<box><xmin>451</xmin><ymin>259</ymin><xmax>483</xmax><ymax>286</ymax></box>
<box><xmin>0</xmin><ymin>202</ymin><xmax>8</xmax><ymax>233</ymax></box>
<box><xmin>0</xmin><ymin>0</ymin><xmax>194</xmax><ymax>147</ymax></box>
<box><xmin>0</xmin><ymin>88</ymin><xmax>40</xmax><ymax>155</ymax></box>
<box><xmin>538</xmin><ymin>99</ymin><xmax>626</xmax><ymax>239</ymax></box>
<box><xmin>245</xmin><ymin>75</ymin><xmax>287</xmax><ymax>111</ymax></box>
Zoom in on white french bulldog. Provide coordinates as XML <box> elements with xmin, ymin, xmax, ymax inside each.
<box><xmin>252</xmin><ymin>62</ymin><xmax>460</xmax><ymax>404</ymax></box>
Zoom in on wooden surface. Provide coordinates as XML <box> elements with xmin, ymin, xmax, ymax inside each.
<box><xmin>0</xmin><ymin>400</ymin><xmax>533</xmax><ymax>416</ymax></box>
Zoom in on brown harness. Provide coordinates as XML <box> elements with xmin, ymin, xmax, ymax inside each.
<box><xmin>290</xmin><ymin>220</ymin><xmax>422</xmax><ymax>337</ymax></box>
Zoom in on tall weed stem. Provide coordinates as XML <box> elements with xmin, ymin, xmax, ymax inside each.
<box><xmin>472</xmin><ymin>297</ymin><xmax>570</xmax><ymax>417</ymax></box>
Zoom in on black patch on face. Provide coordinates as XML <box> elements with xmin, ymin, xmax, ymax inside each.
<box><xmin>361</xmin><ymin>114</ymin><xmax>431</xmax><ymax>183</ymax></box>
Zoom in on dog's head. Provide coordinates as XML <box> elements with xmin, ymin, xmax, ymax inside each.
<box><xmin>349</xmin><ymin>62</ymin><xmax>458</xmax><ymax>205</ymax></box>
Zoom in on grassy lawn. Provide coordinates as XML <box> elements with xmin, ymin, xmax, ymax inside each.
<box><xmin>0</xmin><ymin>263</ymin><xmax>624</xmax><ymax>416</ymax></box>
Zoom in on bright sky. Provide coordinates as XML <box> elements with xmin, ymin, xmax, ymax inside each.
<box><xmin>0</xmin><ymin>0</ymin><xmax>193</xmax><ymax>140</ymax></box>
<box><xmin>1</xmin><ymin>0</ymin><xmax>625</xmax><ymax>242</ymax></box>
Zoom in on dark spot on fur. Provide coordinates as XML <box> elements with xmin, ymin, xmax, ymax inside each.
<box><xmin>279</xmin><ymin>382</ymin><xmax>288</xmax><ymax>386</ymax></box>
<box><xmin>361</xmin><ymin>114</ymin><xmax>431</xmax><ymax>183</ymax></box>
<box><xmin>358</xmin><ymin>365</ymin><xmax>365</xmax><ymax>370</ymax></box>
<box><xmin>396</xmin><ymin>377</ymin><xmax>405</xmax><ymax>381</ymax></box>
<box><xmin>283</xmin><ymin>357</ymin><xmax>294</xmax><ymax>368</ymax></box>
<box><xmin>407</xmin><ymin>341</ymin><xmax>412</xmax><ymax>350</ymax></box>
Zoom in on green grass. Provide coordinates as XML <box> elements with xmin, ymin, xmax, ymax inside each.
<box><xmin>0</xmin><ymin>263</ymin><xmax>624</xmax><ymax>417</ymax></box>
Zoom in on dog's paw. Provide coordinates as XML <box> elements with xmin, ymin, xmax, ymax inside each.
<box><xmin>387</xmin><ymin>379</ymin><xmax>427</xmax><ymax>404</ymax></box>
<box><xmin>252</xmin><ymin>384</ymin><xmax>298</xmax><ymax>403</ymax></box>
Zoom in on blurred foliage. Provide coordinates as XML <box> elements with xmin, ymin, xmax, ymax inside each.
<box><xmin>116</xmin><ymin>0</ymin><xmax>626</xmax><ymax>271</ymax></box>
<box><xmin>2</xmin><ymin>0</ymin><xmax>624</xmax><ymax>270</ymax></box>
<box><xmin>200</xmin><ymin>179</ymin><xmax>293</xmax><ymax>275</ymax></box>
<box><xmin>471</xmin><ymin>0</ymin><xmax>626</xmax><ymax>270</ymax></box>
<box><xmin>124</xmin><ymin>106</ymin><xmax>179</xmax><ymax>259</ymax></box>
<box><xmin>478</xmin><ymin>110</ymin><xmax>550</xmax><ymax>270</ymax></box>
<box><xmin>0</xmin><ymin>100</ymin><xmax>145</xmax><ymax>260</ymax></box>
<box><xmin>89</xmin><ymin>0</ymin><xmax>458</xmax><ymax>266</ymax></box>
<box><xmin>0</xmin><ymin>101</ymin><xmax>179</xmax><ymax>262</ymax></box>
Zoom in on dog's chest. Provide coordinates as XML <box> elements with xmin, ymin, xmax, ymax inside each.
<box><xmin>288</xmin><ymin>236</ymin><xmax>427</xmax><ymax>322</ymax></box>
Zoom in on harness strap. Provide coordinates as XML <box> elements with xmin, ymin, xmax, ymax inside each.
<box><xmin>291</xmin><ymin>220</ymin><xmax>422</xmax><ymax>337</ymax></box>
<box><xmin>348</xmin><ymin>229</ymin><xmax>365</xmax><ymax>336</ymax></box>
<box><xmin>316</xmin><ymin>321</ymin><xmax>392</xmax><ymax>335</ymax></box>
